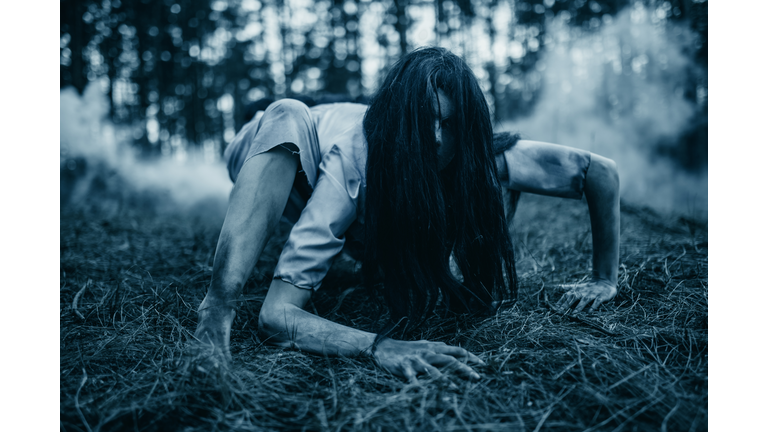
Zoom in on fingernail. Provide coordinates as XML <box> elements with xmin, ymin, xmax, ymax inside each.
<box><xmin>472</xmin><ymin>372</ymin><xmax>481</xmax><ymax>380</ymax></box>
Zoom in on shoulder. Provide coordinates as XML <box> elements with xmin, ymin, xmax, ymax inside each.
<box><xmin>310</xmin><ymin>102</ymin><xmax>368</xmax><ymax>119</ymax></box>
<box><xmin>313</xmin><ymin>103</ymin><xmax>369</xmax><ymax>175</ymax></box>
<box><xmin>312</xmin><ymin>103</ymin><xmax>366</xmax><ymax>135</ymax></box>
<box><xmin>492</xmin><ymin>132</ymin><xmax>521</xmax><ymax>155</ymax></box>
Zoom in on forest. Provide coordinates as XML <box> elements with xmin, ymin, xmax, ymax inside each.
<box><xmin>61</xmin><ymin>0</ymin><xmax>707</xmax><ymax>206</ymax></box>
<box><xmin>60</xmin><ymin>1</ymin><xmax>709</xmax><ymax>431</ymax></box>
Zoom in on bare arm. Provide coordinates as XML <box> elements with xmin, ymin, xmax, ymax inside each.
<box><xmin>207</xmin><ymin>147</ymin><xmax>299</xmax><ymax>306</ymax></box>
<box><xmin>194</xmin><ymin>147</ymin><xmax>298</xmax><ymax>358</ymax></box>
<box><xmin>556</xmin><ymin>153</ymin><xmax>620</xmax><ymax>312</ymax></box>
<box><xmin>585</xmin><ymin>154</ymin><xmax>620</xmax><ymax>285</ymax></box>
<box><xmin>259</xmin><ymin>279</ymin><xmax>484</xmax><ymax>381</ymax></box>
<box><xmin>259</xmin><ymin>279</ymin><xmax>373</xmax><ymax>355</ymax></box>
<box><xmin>498</xmin><ymin>140</ymin><xmax>620</xmax><ymax>312</ymax></box>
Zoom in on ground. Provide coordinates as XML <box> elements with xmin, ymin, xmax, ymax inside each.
<box><xmin>60</xmin><ymin>182</ymin><xmax>707</xmax><ymax>431</ymax></box>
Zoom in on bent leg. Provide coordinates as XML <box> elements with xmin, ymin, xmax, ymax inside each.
<box><xmin>194</xmin><ymin>146</ymin><xmax>298</xmax><ymax>362</ymax></box>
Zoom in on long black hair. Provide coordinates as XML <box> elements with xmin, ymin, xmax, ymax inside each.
<box><xmin>363</xmin><ymin>47</ymin><xmax>517</xmax><ymax>336</ymax></box>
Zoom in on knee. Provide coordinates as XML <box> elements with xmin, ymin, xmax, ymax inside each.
<box><xmin>264</xmin><ymin>98</ymin><xmax>311</xmax><ymax>119</ymax></box>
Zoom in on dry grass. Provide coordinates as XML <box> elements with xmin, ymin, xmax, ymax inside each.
<box><xmin>60</xmin><ymin>180</ymin><xmax>707</xmax><ymax>431</ymax></box>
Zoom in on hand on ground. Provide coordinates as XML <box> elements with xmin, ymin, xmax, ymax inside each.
<box><xmin>555</xmin><ymin>279</ymin><xmax>617</xmax><ymax>313</ymax></box>
<box><xmin>372</xmin><ymin>338</ymin><xmax>484</xmax><ymax>382</ymax></box>
<box><xmin>186</xmin><ymin>304</ymin><xmax>236</xmax><ymax>373</ymax></box>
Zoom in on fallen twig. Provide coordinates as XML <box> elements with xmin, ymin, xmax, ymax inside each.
<box><xmin>72</xmin><ymin>279</ymin><xmax>90</xmax><ymax>320</ymax></box>
<box><xmin>545</xmin><ymin>301</ymin><xmax>619</xmax><ymax>336</ymax></box>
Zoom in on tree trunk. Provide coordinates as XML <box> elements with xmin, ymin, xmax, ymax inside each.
<box><xmin>69</xmin><ymin>1</ymin><xmax>87</xmax><ymax>94</ymax></box>
<box><xmin>394</xmin><ymin>0</ymin><xmax>408</xmax><ymax>55</ymax></box>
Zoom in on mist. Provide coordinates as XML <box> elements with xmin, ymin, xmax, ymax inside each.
<box><xmin>501</xmin><ymin>4</ymin><xmax>707</xmax><ymax>219</ymax></box>
<box><xmin>61</xmin><ymin>3</ymin><xmax>706</xmax><ymax>221</ymax></box>
<box><xmin>60</xmin><ymin>83</ymin><xmax>232</xmax><ymax>217</ymax></box>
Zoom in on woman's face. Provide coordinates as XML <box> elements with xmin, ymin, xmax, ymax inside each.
<box><xmin>434</xmin><ymin>89</ymin><xmax>457</xmax><ymax>171</ymax></box>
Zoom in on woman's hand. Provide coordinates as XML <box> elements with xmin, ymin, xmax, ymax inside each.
<box><xmin>555</xmin><ymin>279</ymin><xmax>617</xmax><ymax>313</ymax></box>
<box><xmin>372</xmin><ymin>338</ymin><xmax>485</xmax><ymax>382</ymax></box>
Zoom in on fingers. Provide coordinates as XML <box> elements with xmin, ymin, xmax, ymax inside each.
<box><xmin>402</xmin><ymin>363</ymin><xmax>418</xmax><ymax>384</ymax></box>
<box><xmin>589</xmin><ymin>295</ymin><xmax>608</xmax><ymax>312</ymax></box>
<box><xmin>414</xmin><ymin>358</ymin><xmax>443</xmax><ymax>379</ymax></box>
<box><xmin>556</xmin><ymin>280</ymin><xmax>617</xmax><ymax>314</ymax></box>
<box><xmin>465</xmin><ymin>352</ymin><xmax>485</xmax><ymax>366</ymax></box>
<box><xmin>426</xmin><ymin>354</ymin><xmax>481</xmax><ymax>380</ymax></box>
<box><xmin>556</xmin><ymin>286</ymin><xmax>604</xmax><ymax>314</ymax></box>
<box><xmin>399</xmin><ymin>358</ymin><xmax>444</xmax><ymax>382</ymax></box>
<box><xmin>555</xmin><ymin>288</ymin><xmax>575</xmax><ymax>309</ymax></box>
<box><xmin>379</xmin><ymin>340</ymin><xmax>484</xmax><ymax>382</ymax></box>
<box><xmin>572</xmin><ymin>296</ymin><xmax>594</xmax><ymax>314</ymax></box>
<box><xmin>434</xmin><ymin>345</ymin><xmax>485</xmax><ymax>366</ymax></box>
<box><xmin>556</xmin><ymin>292</ymin><xmax>580</xmax><ymax>312</ymax></box>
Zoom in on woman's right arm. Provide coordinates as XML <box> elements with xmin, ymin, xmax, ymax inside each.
<box><xmin>258</xmin><ymin>278</ymin><xmax>484</xmax><ymax>381</ymax></box>
<box><xmin>253</xmin><ymin>145</ymin><xmax>484</xmax><ymax>380</ymax></box>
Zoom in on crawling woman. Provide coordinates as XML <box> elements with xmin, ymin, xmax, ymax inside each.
<box><xmin>193</xmin><ymin>47</ymin><xmax>620</xmax><ymax>381</ymax></box>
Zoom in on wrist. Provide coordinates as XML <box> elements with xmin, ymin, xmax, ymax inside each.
<box><xmin>590</xmin><ymin>273</ymin><xmax>616</xmax><ymax>286</ymax></box>
<box><xmin>365</xmin><ymin>336</ymin><xmax>386</xmax><ymax>359</ymax></box>
<box><xmin>199</xmin><ymin>293</ymin><xmax>239</xmax><ymax>312</ymax></box>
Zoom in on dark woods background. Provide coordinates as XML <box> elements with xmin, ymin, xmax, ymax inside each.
<box><xmin>57</xmin><ymin>5</ymin><xmax>711</xmax><ymax>428</ymax></box>
<box><xmin>60</xmin><ymin>0</ymin><xmax>708</xmax><ymax>216</ymax></box>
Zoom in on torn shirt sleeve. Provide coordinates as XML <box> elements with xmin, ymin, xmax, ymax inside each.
<box><xmin>498</xmin><ymin>140</ymin><xmax>592</xmax><ymax>200</ymax></box>
<box><xmin>273</xmin><ymin>145</ymin><xmax>360</xmax><ymax>290</ymax></box>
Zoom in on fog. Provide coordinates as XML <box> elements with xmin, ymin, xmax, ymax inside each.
<box><xmin>60</xmin><ymin>83</ymin><xmax>232</xmax><ymax>217</ymax></box>
<box><xmin>61</xmin><ymin>4</ymin><xmax>705</xmax><ymax>221</ymax></box>
<box><xmin>502</xmin><ymin>4</ymin><xmax>707</xmax><ymax>219</ymax></box>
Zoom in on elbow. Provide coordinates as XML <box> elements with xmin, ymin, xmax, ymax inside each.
<box><xmin>258</xmin><ymin>302</ymin><xmax>293</xmax><ymax>347</ymax></box>
<box><xmin>257</xmin><ymin>308</ymin><xmax>273</xmax><ymax>342</ymax></box>
<box><xmin>605</xmin><ymin>157</ymin><xmax>620</xmax><ymax>193</ymax></box>
<box><xmin>589</xmin><ymin>154</ymin><xmax>620</xmax><ymax>196</ymax></box>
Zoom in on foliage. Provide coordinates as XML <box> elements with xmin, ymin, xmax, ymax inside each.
<box><xmin>60</xmin><ymin>0</ymin><xmax>707</xmax><ymax>160</ymax></box>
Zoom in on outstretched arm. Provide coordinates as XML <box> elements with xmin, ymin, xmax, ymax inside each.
<box><xmin>259</xmin><ymin>279</ymin><xmax>484</xmax><ymax>381</ymax></box>
<box><xmin>498</xmin><ymin>140</ymin><xmax>620</xmax><ymax>312</ymax></box>
<box><xmin>255</xmin><ymin>151</ymin><xmax>484</xmax><ymax>381</ymax></box>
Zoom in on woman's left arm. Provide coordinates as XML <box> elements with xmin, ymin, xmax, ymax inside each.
<box><xmin>497</xmin><ymin>140</ymin><xmax>619</xmax><ymax>312</ymax></box>
<box><xmin>556</xmin><ymin>153</ymin><xmax>619</xmax><ymax>312</ymax></box>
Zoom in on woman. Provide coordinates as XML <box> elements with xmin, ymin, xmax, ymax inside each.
<box><xmin>194</xmin><ymin>47</ymin><xmax>619</xmax><ymax>381</ymax></box>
